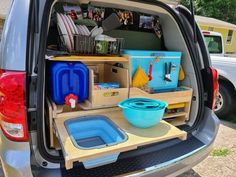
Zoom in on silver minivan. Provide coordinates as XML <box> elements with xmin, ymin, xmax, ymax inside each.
<box><xmin>0</xmin><ymin>0</ymin><xmax>219</xmax><ymax>177</ymax></box>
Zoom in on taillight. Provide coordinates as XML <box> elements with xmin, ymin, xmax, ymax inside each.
<box><xmin>211</xmin><ymin>67</ymin><xmax>219</xmax><ymax>110</ymax></box>
<box><xmin>0</xmin><ymin>70</ymin><xmax>28</xmax><ymax>141</ymax></box>
<box><xmin>203</xmin><ymin>31</ymin><xmax>210</xmax><ymax>36</ymax></box>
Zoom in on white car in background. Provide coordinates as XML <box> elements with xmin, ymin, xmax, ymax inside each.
<box><xmin>203</xmin><ymin>31</ymin><xmax>236</xmax><ymax>117</ymax></box>
<box><xmin>0</xmin><ymin>1</ymin><xmax>219</xmax><ymax>177</ymax></box>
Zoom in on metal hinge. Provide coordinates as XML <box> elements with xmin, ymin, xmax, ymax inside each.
<box><xmin>28</xmin><ymin>107</ymin><xmax>37</xmax><ymax>113</ymax></box>
<box><xmin>29</xmin><ymin>75</ymin><xmax>38</xmax><ymax>86</ymax></box>
<box><xmin>27</xmin><ymin>74</ymin><xmax>38</xmax><ymax>113</ymax></box>
<box><xmin>203</xmin><ymin>92</ymin><xmax>208</xmax><ymax>101</ymax></box>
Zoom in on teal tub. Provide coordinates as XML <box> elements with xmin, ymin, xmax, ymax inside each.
<box><xmin>119</xmin><ymin>98</ymin><xmax>168</xmax><ymax>128</ymax></box>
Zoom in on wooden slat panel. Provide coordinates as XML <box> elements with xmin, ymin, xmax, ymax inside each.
<box><xmin>130</xmin><ymin>87</ymin><xmax>193</xmax><ymax>104</ymax></box>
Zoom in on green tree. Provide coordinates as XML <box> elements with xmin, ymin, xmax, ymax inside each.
<box><xmin>181</xmin><ymin>0</ymin><xmax>236</xmax><ymax>24</ymax></box>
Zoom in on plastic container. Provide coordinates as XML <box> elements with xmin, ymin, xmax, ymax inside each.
<box><xmin>119</xmin><ymin>98</ymin><xmax>168</xmax><ymax>128</ymax></box>
<box><xmin>123</xmin><ymin>50</ymin><xmax>182</xmax><ymax>91</ymax></box>
<box><xmin>49</xmin><ymin>61</ymin><xmax>89</xmax><ymax>106</ymax></box>
<box><xmin>64</xmin><ymin>115</ymin><xmax>127</xmax><ymax>149</ymax></box>
<box><xmin>94</xmin><ymin>82</ymin><xmax>120</xmax><ymax>90</ymax></box>
<box><xmin>64</xmin><ymin>115</ymin><xmax>128</xmax><ymax>169</ymax></box>
<box><xmin>70</xmin><ymin>35</ymin><xmax>124</xmax><ymax>55</ymax></box>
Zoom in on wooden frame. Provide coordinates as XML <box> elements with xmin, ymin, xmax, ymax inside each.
<box><xmin>130</xmin><ymin>87</ymin><xmax>193</xmax><ymax>126</ymax></box>
<box><xmin>80</xmin><ymin>63</ymin><xmax>130</xmax><ymax>109</ymax></box>
<box><xmin>47</xmin><ymin>86</ymin><xmax>192</xmax><ymax>148</ymax></box>
<box><xmin>46</xmin><ymin>56</ymin><xmax>192</xmax><ymax>157</ymax></box>
<box><xmin>48</xmin><ymin>56</ymin><xmax>130</xmax><ymax>109</ymax></box>
<box><xmin>48</xmin><ymin>56</ymin><xmax>129</xmax><ymax>62</ymax></box>
<box><xmin>52</xmin><ymin>108</ymin><xmax>187</xmax><ymax>170</ymax></box>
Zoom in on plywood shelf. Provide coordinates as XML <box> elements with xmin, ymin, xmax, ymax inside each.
<box><xmin>165</xmin><ymin>116</ymin><xmax>187</xmax><ymax>126</ymax></box>
<box><xmin>130</xmin><ymin>87</ymin><xmax>193</xmax><ymax>105</ymax></box>
<box><xmin>53</xmin><ymin>108</ymin><xmax>187</xmax><ymax>170</ymax></box>
<box><xmin>164</xmin><ymin>112</ymin><xmax>187</xmax><ymax>119</ymax></box>
<box><xmin>48</xmin><ymin>55</ymin><xmax>129</xmax><ymax>62</ymax></box>
<box><xmin>130</xmin><ymin>87</ymin><xmax>193</xmax><ymax>123</ymax></box>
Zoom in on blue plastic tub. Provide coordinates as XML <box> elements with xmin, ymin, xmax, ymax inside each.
<box><xmin>64</xmin><ymin>115</ymin><xmax>127</xmax><ymax>169</ymax></box>
<box><xmin>49</xmin><ymin>61</ymin><xmax>89</xmax><ymax>105</ymax></box>
<box><xmin>123</xmin><ymin>50</ymin><xmax>182</xmax><ymax>91</ymax></box>
<box><xmin>119</xmin><ymin>98</ymin><xmax>168</xmax><ymax>128</ymax></box>
<box><xmin>64</xmin><ymin>116</ymin><xmax>127</xmax><ymax>149</ymax></box>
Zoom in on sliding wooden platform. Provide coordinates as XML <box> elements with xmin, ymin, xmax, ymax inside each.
<box><xmin>46</xmin><ymin>87</ymin><xmax>192</xmax><ymax>149</ymax></box>
<box><xmin>53</xmin><ymin>108</ymin><xmax>187</xmax><ymax>170</ymax></box>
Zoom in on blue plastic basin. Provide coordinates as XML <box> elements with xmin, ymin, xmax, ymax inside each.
<box><xmin>64</xmin><ymin>115</ymin><xmax>127</xmax><ymax>149</ymax></box>
<box><xmin>119</xmin><ymin>98</ymin><xmax>168</xmax><ymax>128</ymax></box>
<box><xmin>64</xmin><ymin>116</ymin><xmax>128</xmax><ymax>169</ymax></box>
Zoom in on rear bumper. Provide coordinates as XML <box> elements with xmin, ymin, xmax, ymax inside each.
<box><xmin>0</xmin><ymin>108</ymin><xmax>218</xmax><ymax>177</ymax></box>
<box><xmin>133</xmin><ymin>110</ymin><xmax>220</xmax><ymax>177</ymax></box>
<box><xmin>124</xmin><ymin>141</ymin><xmax>212</xmax><ymax>177</ymax></box>
<box><xmin>31</xmin><ymin>137</ymin><xmax>212</xmax><ymax>177</ymax></box>
<box><xmin>32</xmin><ymin>109</ymin><xmax>219</xmax><ymax>177</ymax></box>
<box><xmin>0</xmin><ymin>131</ymin><xmax>32</xmax><ymax>177</ymax></box>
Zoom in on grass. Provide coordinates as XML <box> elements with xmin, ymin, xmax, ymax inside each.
<box><xmin>211</xmin><ymin>148</ymin><xmax>231</xmax><ymax>157</ymax></box>
<box><xmin>218</xmin><ymin>113</ymin><xmax>236</xmax><ymax>124</ymax></box>
<box><xmin>225</xmin><ymin>114</ymin><xmax>236</xmax><ymax>124</ymax></box>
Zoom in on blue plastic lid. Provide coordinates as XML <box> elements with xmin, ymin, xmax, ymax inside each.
<box><xmin>119</xmin><ymin>98</ymin><xmax>168</xmax><ymax>111</ymax></box>
<box><xmin>122</xmin><ymin>50</ymin><xmax>182</xmax><ymax>58</ymax></box>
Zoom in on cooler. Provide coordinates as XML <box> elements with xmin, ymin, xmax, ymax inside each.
<box><xmin>123</xmin><ymin>50</ymin><xmax>182</xmax><ymax>91</ymax></box>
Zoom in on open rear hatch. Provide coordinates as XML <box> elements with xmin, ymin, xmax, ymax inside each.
<box><xmin>42</xmin><ymin>0</ymin><xmax>201</xmax><ymax>171</ymax></box>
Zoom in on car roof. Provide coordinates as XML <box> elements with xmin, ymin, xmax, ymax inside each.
<box><xmin>202</xmin><ymin>31</ymin><xmax>222</xmax><ymax>37</ymax></box>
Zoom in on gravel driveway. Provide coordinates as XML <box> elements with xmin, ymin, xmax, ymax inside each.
<box><xmin>0</xmin><ymin>121</ymin><xmax>235</xmax><ymax>177</ymax></box>
<box><xmin>179</xmin><ymin>120</ymin><xmax>236</xmax><ymax>177</ymax></box>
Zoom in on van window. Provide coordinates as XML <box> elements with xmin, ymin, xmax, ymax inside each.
<box><xmin>226</xmin><ymin>30</ymin><xmax>233</xmax><ymax>44</ymax></box>
<box><xmin>204</xmin><ymin>35</ymin><xmax>223</xmax><ymax>54</ymax></box>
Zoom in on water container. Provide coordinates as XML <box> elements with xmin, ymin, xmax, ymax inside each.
<box><xmin>49</xmin><ymin>62</ymin><xmax>89</xmax><ymax>106</ymax></box>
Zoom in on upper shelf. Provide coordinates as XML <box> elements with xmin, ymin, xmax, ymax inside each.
<box><xmin>47</xmin><ymin>55</ymin><xmax>129</xmax><ymax>62</ymax></box>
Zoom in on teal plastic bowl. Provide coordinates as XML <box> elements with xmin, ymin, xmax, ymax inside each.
<box><xmin>118</xmin><ymin>98</ymin><xmax>168</xmax><ymax>128</ymax></box>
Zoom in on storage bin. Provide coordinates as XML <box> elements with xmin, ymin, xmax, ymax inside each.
<box><xmin>59</xmin><ymin>34</ymin><xmax>124</xmax><ymax>55</ymax></box>
<box><xmin>49</xmin><ymin>61</ymin><xmax>89</xmax><ymax>106</ymax></box>
<box><xmin>74</xmin><ymin>35</ymin><xmax>95</xmax><ymax>54</ymax></box>
<box><xmin>64</xmin><ymin>115</ymin><xmax>127</xmax><ymax>169</ymax></box>
<box><xmin>74</xmin><ymin>35</ymin><xmax>124</xmax><ymax>55</ymax></box>
<box><xmin>123</xmin><ymin>50</ymin><xmax>182</xmax><ymax>91</ymax></box>
<box><xmin>64</xmin><ymin>115</ymin><xmax>127</xmax><ymax>149</ymax></box>
<box><xmin>81</xmin><ymin>63</ymin><xmax>129</xmax><ymax>109</ymax></box>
